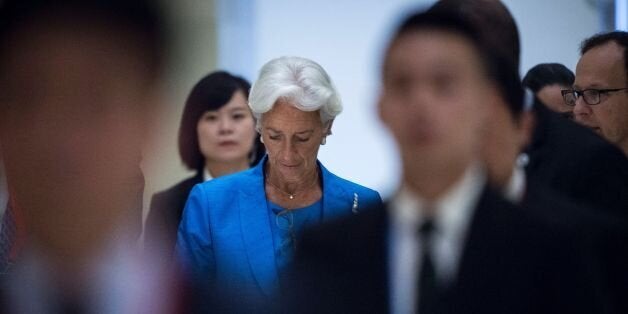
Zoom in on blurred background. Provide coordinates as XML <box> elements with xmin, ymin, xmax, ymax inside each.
<box><xmin>144</xmin><ymin>0</ymin><xmax>627</xmax><ymax>223</ymax></box>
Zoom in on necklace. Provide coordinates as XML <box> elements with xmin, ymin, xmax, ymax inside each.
<box><xmin>265</xmin><ymin>172</ymin><xmax>320</xmax><ymax>200</ymax></box>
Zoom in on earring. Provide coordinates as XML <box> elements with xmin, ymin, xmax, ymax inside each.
<box><xmin>321</xmin><ymin>137</ymin><xmax>326</xmax><ymax>145</ymax></box>
<box><xmin>260</xmin><ymin>135</ymin><xmax>264</xmax><ymax>144</ymax></box>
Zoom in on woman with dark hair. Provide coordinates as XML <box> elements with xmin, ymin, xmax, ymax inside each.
<box><xmin>145</xmin><ymin>71</ymin><xmax>264</xmax><ymax>257</ymax></box>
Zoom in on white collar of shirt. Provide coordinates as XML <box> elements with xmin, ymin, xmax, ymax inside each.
<box><xmin>202</xmin><ymin>168</ymin><xmax>214</xmax><ymax>182</ymax></box>
<box><xmin>6</xmin><ymin>227</ymin><xmax>174</xmax><ymax>314</ymax></box>
<box><xmin>388</xmin><ymin>162</ymin><xmax>485</xmax><ymax>314</ymax></box>
<box><xmin>503</xmin><ymin>164</ymin><xmax>526</xmax><ymax>204</ymax></box>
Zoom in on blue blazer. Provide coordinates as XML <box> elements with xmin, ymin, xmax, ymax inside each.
<box><xmin>175</xmin><ymin>156</ymin><xmax>382</xmax><ymax>299</ymax></box>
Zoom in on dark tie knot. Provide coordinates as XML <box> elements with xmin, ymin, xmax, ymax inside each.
<box><xmin>418</xmin><ymin>218</ymin><xmax>435</xmax><ymax>241</ymax></box>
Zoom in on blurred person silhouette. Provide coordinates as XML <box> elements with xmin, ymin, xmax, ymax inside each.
<box><xmin>522</xmin><ymin>49</ymin><xmax>628</xmax><ymax>215</ymax></box>
<box><xmin>175</xmin><ymin>56</ymin><xmax>382</xmax><ymax>310</ymax></box>
<box><xmin>0</xmin><ymin>147</ymin><xmax>22</xmax><ymax>277</ymax></box>
<box><xmin>0</xmin><ymin>148</ymin><xmax>10</xmax><ymax>272</ymax></box>
<box><xmin>431</xmin><ymin>2</ymin><xmax>628</xmax><ymax>312</ymax></box>
<box><xmin>144</xmin><ymin>71</ymin><xmax>264</xmax><ymax>261</ymax></box>
<box><xmin>0</xmin><ymin>0</ymin><xmax>174</xmax><ymax>313</ymax></box>
<box><xmin>473</xmin><ymin>31</ymin><xmax>627</xmax><ymax>314</ymax></box>
<box><xmin>428</xmin><ymin>0</ymin><xmax>628</xmax><ymax>216</ymax></box>
<box><xmin>285</xmin><ymin>9</ymin><xmax>604</xmax><ymax>314</ymax></box>
<box><xmin>568</xmin><ymin>31</ymin><xmax>628</xmax><ymax>157</ymax></box>
<box><xmin>523</xmin><ymin>63</ymin><xmax>575</xmax><ymax>119</ymax></box>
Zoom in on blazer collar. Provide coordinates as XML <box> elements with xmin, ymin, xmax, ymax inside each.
<box><xmin>238</xmin><ymin>155</ymin><xmax>356</xmax><ymax>296</ymax></box>
<box><xmin>319</xmin><ymin>161</ymin><xmax>357</xmax><ymax>222</ymax></box>
<box><xmin>238</xmin><ymin>156</ymin><xmax>278</xmax><ymax>297</ymax></box>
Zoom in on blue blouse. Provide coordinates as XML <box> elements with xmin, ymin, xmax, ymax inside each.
<box><xmin>175</xmin><ymin>156</ymin><xmax>383</xmax><ymax>299</ymax></box>
<box><xmin>268</xmin><ymin>199</ymin><xmax>323</xmax><ymax>273</ymax></box>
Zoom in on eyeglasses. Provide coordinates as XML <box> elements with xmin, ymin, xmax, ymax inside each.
<box><xmin>561</xmin><ymin>88</ymin><xmax>628</xmax><ymax>106</ymax></box>
<box><xmin>276</xmin><ymin>209</ymin><xmax>297</xmax><ymax>252</ymax></box>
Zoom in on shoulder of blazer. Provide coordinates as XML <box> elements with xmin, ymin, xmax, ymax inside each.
<box><xmin>319</xmin><ymin>162</ymin><xmax>383</xmax><ymax>205</ymax></box>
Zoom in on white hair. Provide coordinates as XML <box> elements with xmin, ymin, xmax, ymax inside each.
<box><xmin>248</xmin><ymin>56</ymin><xmax>343</xmax><ymax>132</ymax></box>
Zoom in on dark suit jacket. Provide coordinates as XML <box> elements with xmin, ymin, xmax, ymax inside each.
<box><xmin>521</xmin><ymin>183</ymin><xmax>628</xmax><ymax>314</ymax></box>
<box><xmin>285</xmin><ymin>186</ymin><xmax>605</xmax><ymax>314</ymax></box>
<box><xmin>525</xmin><ymin>102</ymin><xmax>628</xmax><ymax>216</ymax></box>
<box><xmin>144</xmin><ymin>172</ymin><xmax>203</xmax><ymax>258</ymax></box>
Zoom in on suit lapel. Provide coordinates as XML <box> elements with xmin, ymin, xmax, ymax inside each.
<box><xmin>238</xmin><ymin>159</ymin><xmax>360</xmax><ymax>296</ymax></box>
<box><xmin>319</xmin><ymin>162</ymin><xmax>354</xmax><ymax>223</ymax></box>
<box><xmin>238</xmin><ymin>157</ymin><xmax>279</xmax><ymax>297</ymax></box>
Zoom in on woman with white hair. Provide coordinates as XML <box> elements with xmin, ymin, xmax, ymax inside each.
<box><xmin>175</xmin><ymin>56</ymin><xmax>382</xmax><ymax>303</ymax></box>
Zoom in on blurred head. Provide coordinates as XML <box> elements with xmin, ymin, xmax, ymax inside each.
<box><xmin>249</xmin><ymin>56</ymin><xmax>342</xmax><ymax>182</ymax></box>
<box><xmin>523</xmin><ymin>63</ymin><xmax>575</xmax><ymax>118</ymax></box>
<box><xmin>379</xmin><ymin>10</ymin><xmax>505</xmax><ymax>193</ymax></box>
<box><xmin>178</xmin><ymin>71</ymin><xmax>262</xmax><ymax>174</ymax></box>
<box><xmin>429</xmin><ymin>0</ymin><xmax>533</xmax><ymax>190</ymax></box>
<box><xmin>429</xmin><ymin>0</ymin><xmax>520</xmax><ymax>71</ymax></box>
<box><xmin>0</xmin><ymin>0</ymin><xmax>165</xmax><ymax>261</ymax></box>
<box><xmin>480</xmin><ymin>91</ymin><xmax>534</xmax><ymax>188</ymax></box>
<box><xmin>572</xmin><ymin>31</ymin><xmax>628</xmax><ymax>155</ymax></box>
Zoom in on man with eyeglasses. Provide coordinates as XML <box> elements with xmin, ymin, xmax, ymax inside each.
<box><xmin>565</xmin><ymin>31</ymin><xmax>628</xmax><ymax>157</ymax></box>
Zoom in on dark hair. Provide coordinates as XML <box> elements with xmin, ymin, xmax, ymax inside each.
<box><xmin>429</xmin><ymin>0</ymin><xmax>520</xmax><ymax>70</ymax></box>
<box><xmin>0</xmin><ymin>0</ymin><xmax>166</xmax><ymax>79</ymax></box>
<box><xmin>522</xmin><ymin>63</ymin><xmax>575</xmax><ymax>93</ymax></box>
<box><xmin>580</xmin><ymin>31</ymin><xmax>628</xmax><ymax>82</ymax></box>
<box><xmin>389</xmin><ymin>8</ymin><xmax>524</xmax><ymax>118</ymax></box>
<box><xmin>178</xmin><ymin>71</ymin><xmax>265</xmax><ymax>172</ymax></box>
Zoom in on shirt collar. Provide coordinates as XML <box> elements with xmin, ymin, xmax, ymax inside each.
<box><xmin>202</xmin><ymin>168</ymin><xmax>214</xmax><ymax>182</ymax></box>
<box><xmin>390</xmin><ymin>162</ymin><xmax>486</xmax><ymax>239</ymax></box>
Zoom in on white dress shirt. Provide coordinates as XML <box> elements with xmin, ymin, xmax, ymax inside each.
<box><xmin>6</xmin><ymin>227</ymin><xmax>175</xmax><ymax>314</ymax></box>
<box><xmin>388</xmin><ymin>164</ymin><xmax>485</xmax><ymax>314</ymax></box>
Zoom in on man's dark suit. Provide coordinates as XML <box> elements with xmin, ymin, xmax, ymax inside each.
<box><xmin>144</xmin><ymin>173</ymin><xmax>203</xmax><ymax>257</ymax></box>
<box><xmin>521</xmin><ymin>182</ymin><xmax>628</xmax><ymax>314</ymax></box>
<box><xmin>286</xmin><ymin>186</ymin><xmax>604</xmax><ymax>314</ymax></box>
<box><xmin>525</xmin><ymin>102</ymin><xmax>628</xmax><ymax>216</ymax></box>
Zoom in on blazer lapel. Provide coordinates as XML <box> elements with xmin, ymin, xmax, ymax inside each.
<box><xmin>238</xmin><ymin>157</ymin><xmax>279</xmax><ymax>297</ymax></box>
<box><xmin>319</xmin><ymin>162</ymin><xmax>355</xmax><ymax>223</ymax></box>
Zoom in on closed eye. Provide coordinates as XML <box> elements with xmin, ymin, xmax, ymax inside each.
<box><xmin>203</xmin><ymin>114</ymin><xmax>217</xmax><ymax>121</ymax></box>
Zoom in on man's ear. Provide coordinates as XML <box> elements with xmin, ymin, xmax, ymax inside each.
<box><xmin>517</xmin><ymin>110</ymin><xmax>535</xmax><ymax>148</ymax></box>
<box><xmin>377</xmin><ymin>90</ymin><xmax>389</xmax><ymax>126</ymax></box>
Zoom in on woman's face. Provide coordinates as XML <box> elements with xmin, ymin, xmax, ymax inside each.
<box><xmin>196</xmin><ymin>90</ymin><xmax>257</xmax><ymax>165</ymax></box>
<box><xmin>261</xmin><ymin>99</ymin><xmax>326</xmax><ymax>182</ymax></box>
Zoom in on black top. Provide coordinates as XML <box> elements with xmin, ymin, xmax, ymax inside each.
<box><xmin>284</xmin><ymin>186</ymin><xmax>608</xmax><ymax>314</ymax></box>
<box><xmin>144</xmin><ymin>172</ymin><xmax>203</xmax><ymax>259</ymax></box>
<box><xmin>525</xmin><ymin>102</ymin><xmax>628</xmax><ymax>217</ymax></box>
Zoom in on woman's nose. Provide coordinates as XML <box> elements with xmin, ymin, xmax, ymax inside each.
<box><xmin>218</xmin><ymin>117</ymin><xmax>234</xmax><ymax>134</ymax></box>
<box><xmin>279</xmin><ymin>141</ymin><xmax>298</xmax><ymax>163</ymax></box>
